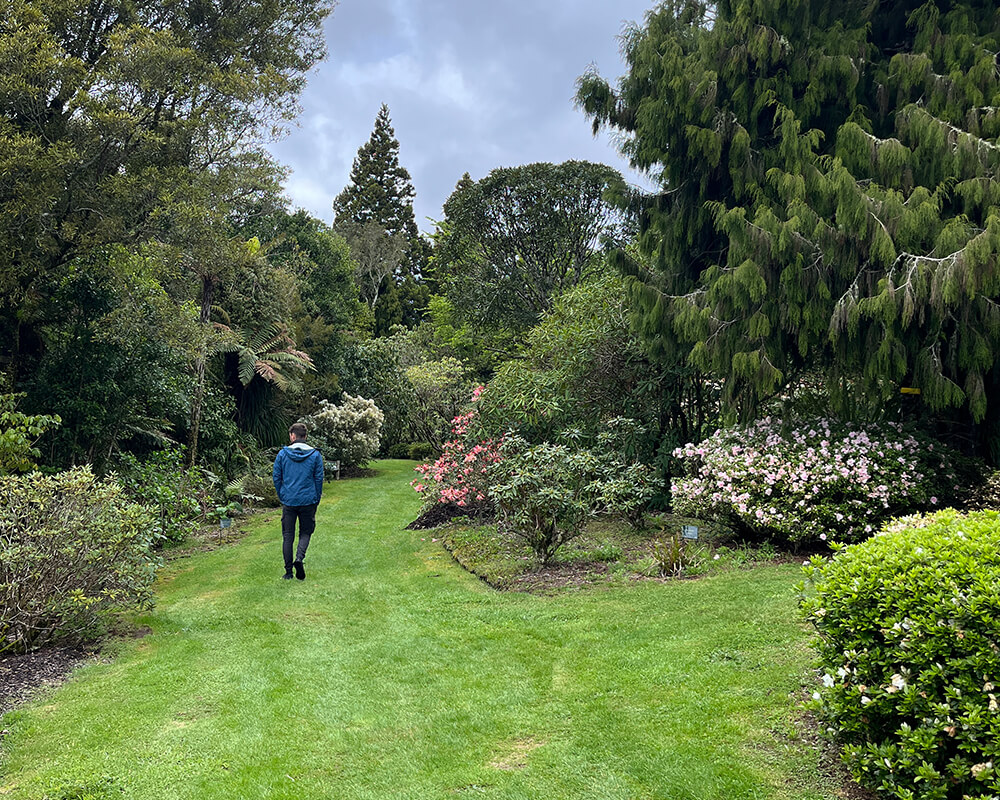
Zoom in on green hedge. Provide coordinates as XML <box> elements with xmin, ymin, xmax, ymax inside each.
<box><xmin>0</xmin><ymin>467</ymin><xmax>158</xmax><ymax>654</ymax></box>
<box><xmin>801</xmin><ymin>510</ymin><xmax>1000</xmax><ymax>798</ymax></box>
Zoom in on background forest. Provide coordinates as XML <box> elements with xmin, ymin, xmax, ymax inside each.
<box><xmin>4</xmin><ymin>0</ymin><xmax>1000</xmax><ymax>534</ymax></box>
<box><xmin>3</xmin><ymin>0</ymin><xmax>1000</xmax><ymax>515</ymax></box>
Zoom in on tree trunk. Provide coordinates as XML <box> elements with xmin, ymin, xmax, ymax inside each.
<box><xmin>187</xmin><ymin>275</ymin><xmax>215</xmax><ymax>469</ymax></box>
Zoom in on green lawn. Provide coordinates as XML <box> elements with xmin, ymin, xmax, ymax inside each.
<box><xmin>0</xmin><ymin>460</ymin><xmax>837</xmax><ymax>799</ymax></box>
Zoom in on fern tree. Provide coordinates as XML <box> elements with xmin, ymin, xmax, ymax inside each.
<box><xmin>221</xmin><ymin>323</ymin><xmax>315</xmax><ymax>446</ymax></box>
<box><xmin>578</xmin><ymin>0</ymin><xmax>1000</xmax><ymax>442</ymax></box>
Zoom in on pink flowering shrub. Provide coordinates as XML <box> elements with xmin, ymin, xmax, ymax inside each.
<box><xmin>411</xmin><ymin>386</ymin><xmax>503</xmax><ymax>512</ymax></box>
<box><xmin>672</xmin><ymin>417</ymin><xmax>962</xmax><ymax>545</ymax></box>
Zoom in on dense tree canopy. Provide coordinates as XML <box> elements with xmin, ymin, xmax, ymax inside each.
<box><xmin>578</xmin><ymin>0</ymin><xmax>1000</xmax><ymax>440</ymax></box>
<box><xmin>433</xmin><ymin>161</ymin><xmax>630</xmax><ymax>337</ymax></box>
<box><xmin>0</xmin><ymin>0</ymin><xmax>336</xmax><ymax>467</ymax></box>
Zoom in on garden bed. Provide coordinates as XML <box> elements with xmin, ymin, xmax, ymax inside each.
<box><xmin>0</xmin><ymin>646</ymin><xmax>93</xmax><ymax>716</ymax></box>
<box><xmin>433</xmin><ymin>514</ymin><xmax>789</xmax><ymax>592</ymax></box>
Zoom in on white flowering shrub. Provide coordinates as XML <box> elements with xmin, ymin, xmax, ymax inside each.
<box><xmin>800</xmin><ymin>510</ymin><xmax>1000</xmax><ymax>799</ymax></box>
<box><xmin>305</xmin><ymin>394</ymin><xmax>384</xmax><ymax>468</ymax></box>
<box><xmin>672</xmin><ymin>417</ymin><xmax>963</xmax><ymax>546</ymax></box>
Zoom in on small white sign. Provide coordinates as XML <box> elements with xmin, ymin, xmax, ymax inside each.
<box><xmin>681</xmin><ymin>525</ymin><xmax>699</xmax><ymax>540</ymax></box>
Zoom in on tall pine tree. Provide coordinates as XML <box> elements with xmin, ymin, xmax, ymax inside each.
<box><xmin>578</xmin><ymin>0</ymin><xmax>1000</xmax><ymax>449</ymax></box>
<box><xmin>333</xmin><ymin>104</ymin><xmax>430</xmax><ymax>334</ymax></box>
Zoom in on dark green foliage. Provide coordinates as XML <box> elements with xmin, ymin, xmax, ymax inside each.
<box><xmin>191</xmin><ymin>383</ymin><xmax>257</xmax><ymax>478</ymax></box>
<box><xmin>0</xmin><ymin>467</ymin><xmax>158</xmax><ymax>654</ymax></box>
<box><xmin>111</xmin><ymin>450</ymin><xmax>210</xmax><ymax>544</ymax></box>
<box><xmin>240</xmin><ymin>209</ymin><xmax>366</xmax><ymax>417</ymax></box>
<box><xmin>258</xmin><ymin>210</ymin><xmax>361</xmax><ymax>331</ymax></box>
<box><xmin>802</xmin><ymin>509</ymin><xmax>1000</xmax><ymax>798</ymax></box>
<box><xmin>339</xmin><ymin>336</ymin><xmax>418</xmax><ymax>454</ymax></box>
<box><xmin>0</xmin><ymin>391</ymin><xmax>60</xmax><ymax>474</ymax></box>
<box><xmin>21</xmin><ymin>248</ymin><xmax>193</xmax><ymax>470</ymax></box>
<box><xmin>333</xmin><ymin>105</ymin><xmax>430</xmax><ymax>333</ymax></box>
<box><xmin>1</xmin><ymin>0</ymin><xmax>333</xmax><ymax>345</ymax></box>
<box><xmin>407</xmin><ymin>441</ymin><xmax>434</xmax><ymax>461</ymax></box>
<box><xmin>578</xmin><ymin>0</ymin><xmax>1000</xmax><ymax>441</ymax></box>
<box><xmin>967</xmin><ymin>470</ymin><xmax>1000</xmax><ymax>511</ymax></box>
<box><xmin>433</xmin><ymin>161</ymin><xmax>629</xmax><ymax>340</ymax></box>
<box><xmin>0</xmin><ymin>0</ymin><xmax>335</xmax><ymax>474</ymax></box>
<box><xmin>475</xmin><ymin>272</ymin><xmax>717</xmax><ymax>484</ymax></box>
<box><xmin>387</xmin><ymin>441</ymin><xmax>433</xmax><ymax>461</ymax></box>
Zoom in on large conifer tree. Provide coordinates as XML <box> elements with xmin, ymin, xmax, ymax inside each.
<box><xmin>578</xmin><ymin>0</ymin><xmax>1000</xmax><ymax>441</ymax></box>
<box><xmin>333</xmin><ymin>104</ymin><xmax>430</xmax><ymax>333</ymax></box>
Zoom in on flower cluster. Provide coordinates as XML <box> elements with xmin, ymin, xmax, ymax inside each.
<box><xmin>303</xmin><ymin>394</ymin><xmax>384</xmax><ymax>468</ymax></box>
<box><xmin>411</xmin><ymin>387</ymin><xmax>503</xmax><ymax>510</ymax></box>
<box><xmin>672</xmin><ymin>417</ymin><xmax>959</xmax><ymax>544</ymax></box>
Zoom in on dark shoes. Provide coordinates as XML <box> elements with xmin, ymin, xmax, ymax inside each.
<box><xmin>282</xmin><ymin>571</ymin><xmax>293</xmax><ymax>580</ymax></box>
<box><xmin>293</xmin><ymin>560</ymin><xmax>305</xmax><ymax>581</ymax></box>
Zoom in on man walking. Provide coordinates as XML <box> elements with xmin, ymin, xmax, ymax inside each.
<box><xmin>272</xmin><ymin>422</ymin><xmax>324</xmax><ymax>580</ymax></box>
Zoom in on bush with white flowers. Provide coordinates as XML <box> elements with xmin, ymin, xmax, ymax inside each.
<box><xmin>671</xmin><ymin>417</ymin><xmax>963</xmax><ymax>546</ymax></box>
<box><xmin>304</xmin><ymin>394</ymin><xmax>384</xmax><ymax>468</ymax></box>
<box><xmin>800</xmin><ymin>510</ymin><xmax>1000</xmax><ymax>799</ymax></box>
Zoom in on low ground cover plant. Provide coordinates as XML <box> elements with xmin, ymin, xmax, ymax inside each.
<box><xmin>0</xmin><ymin>467</ymin><xmax>158</xmax><ymax>654</ymax></box>
<box><xmin>672</xmin><ymin>417</ymin><xmax>964</xmax><ymax>547</ymax></box>
<box><xmin>801</xmin><ymin>510</ymin><xmax>1000</xmax><ymax>799</ymax></box>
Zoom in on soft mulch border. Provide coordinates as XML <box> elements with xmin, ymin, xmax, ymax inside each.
<box><xmin>0</xmin><ymin>646</ymin><xmax>95</xmax><ymax>717</ymax></box>
<box><xmin>406</xmin><ymin>502</ymin><xmax>495</xmax><ymax>530</ymax></box>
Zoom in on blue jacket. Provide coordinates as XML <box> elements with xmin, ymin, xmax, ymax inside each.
<box><xmin>273</xmin><ymin>442</ymin><xmax>324</xmax><ymax>506</ymax></box>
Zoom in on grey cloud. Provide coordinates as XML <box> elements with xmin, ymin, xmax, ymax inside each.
<box><xmin>269</xmin><ymin>0</ymin><xmax>657</xmax><ymax>231</ymax></box>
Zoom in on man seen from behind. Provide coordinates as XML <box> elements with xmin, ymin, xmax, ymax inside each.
<box><xmin>272</xmin><ymin>422</ymin><xmax>324</xmax><ymax>581</ymax></box>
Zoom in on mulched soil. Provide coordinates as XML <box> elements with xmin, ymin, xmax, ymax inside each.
<box><xmin>161</xmin><ymin>512</ymin><xmax>266</xmax><ymax>561</ymax></box>
<box><xmin>0</xmin><ymin>646</ymin><xmax>95</xmax><ymax>717</ymax></box>
<box><xmin>406</xmin><ymin>502</ymin><xmax>495</xmax><ymax>530</ymax></box>
<box><xmin>505</xmin><ymin>560</ymin><xmax>614</xmax><ymax>592</ymax></box>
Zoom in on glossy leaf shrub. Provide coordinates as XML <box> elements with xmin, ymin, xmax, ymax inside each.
<box><xmin>0</xmin><ymin>468</ymin><xmax>158</xmax><ymax>654</ymax></box>
<box><xmin>801</xmin><ymin>510</ymin><xmax>1000</xmax><ymax>799</ymax></box>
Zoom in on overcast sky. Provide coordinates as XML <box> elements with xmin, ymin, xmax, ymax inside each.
<box><xmin>266</xmin><ymin>0</ymin><xmax>658</xmax><ymax>233</ymax></box>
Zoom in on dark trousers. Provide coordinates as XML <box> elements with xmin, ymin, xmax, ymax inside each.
<box><xmin>281</xmin><ymin>504</ymin><xmax>317</xmax><ymax>570</ymax></box>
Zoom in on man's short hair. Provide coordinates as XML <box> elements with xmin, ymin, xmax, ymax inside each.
<box><xmin>289</xmin><ymin>422</ymin><xmax>308</xmax><ymax>440</ymax></box>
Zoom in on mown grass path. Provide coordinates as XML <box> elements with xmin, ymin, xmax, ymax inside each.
<box><xmin>1</xmin><ymin>461</ymin><xmax>834</xmax><ymax>799</ymax></box>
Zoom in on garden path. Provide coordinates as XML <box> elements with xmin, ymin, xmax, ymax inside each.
<box><xmin>0</xmin><ymin>461</ymin><xmax>837</xmax><ymax>799</ymax></box>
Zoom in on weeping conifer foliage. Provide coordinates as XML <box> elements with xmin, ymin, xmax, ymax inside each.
<box><xmin>578</xmin><ymin>0</ymin><xmax>1000</xmax><ymax>432</ymax></box>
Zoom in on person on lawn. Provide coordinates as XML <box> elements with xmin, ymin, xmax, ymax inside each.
<box><xmin>272</xmin><ymin>422</ymin><xmax>324</xmax><ymax>581</ymax></box>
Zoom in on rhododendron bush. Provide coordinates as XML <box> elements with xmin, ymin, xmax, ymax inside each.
<box><xmin>488</xmin><ymin>429</ymin><xmax>661</xmax><ymax>563</ymax></box>
<box><xmin>672</xmin><ymin>418</ymin><xmax>963</xmax><ymax>545</ymax></box>
<box><xmin>412</xmin><ymin>386</ymin><xmax>502</xmax><ymax>512</ymax></box>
